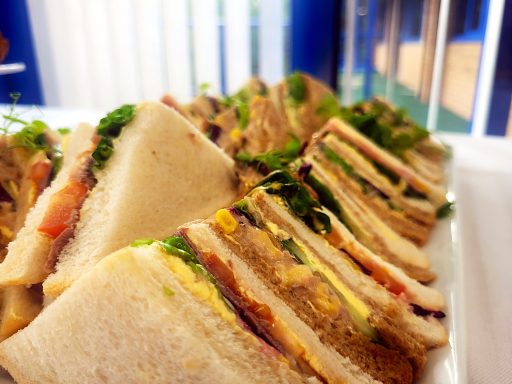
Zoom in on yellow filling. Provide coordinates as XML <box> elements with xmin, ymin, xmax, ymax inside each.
<box><xmin>229</xmin><ymin>128</ymin><xmax>242</xmax><ymax>141</ymax></box>
<box><xmin>160</xmin><ymin>247</ymin><xmax>237</xmax><ymax>326</ymax></box>
<box><xmin>264</xmin><ymin>219</ymin><xmax>370</xmax><ymax>320</ymax></box>
<box><xmin>215</xmin><ymin>209</ymin><xmax>238</xmax><ymax>234</ymax></box>
<box><xmin>0</xmin><ymin>226</ymin><xmax>13</xmax><ymax>241</ymax></box>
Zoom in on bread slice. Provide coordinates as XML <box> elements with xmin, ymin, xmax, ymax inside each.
<box><xmin>0</xmin><ymin>124</ymin><xmax>96</xmax><ymax>286</ymax></box>
<box><xmin>43</xmin><ymin>102</ymin><xmax>239</xmax><ymax>297</ymax></box>
<box><xmin>0</xmin><ymin>244</ymin><xmax>309</xmax><ymax>384</ymax></box>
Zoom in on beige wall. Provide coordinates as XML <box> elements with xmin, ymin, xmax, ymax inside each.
<box><xmin>374</xmin><ymin>43</ymin><xmax>388</xmax><ymax>75</ymax></box>
<box><xmin>440</xmin><ymin>42</ymin><xmax>481</xmax><ymax>119</ymax></box>
<box><xmin>373</xmin><ymin>41</ymin><xmax>481</xmax><ymax>121</ymax></box>
<box><xmin>397</xmin><ymin>43</ymin><xmax>424</xmax><ymax>93</ymax></box>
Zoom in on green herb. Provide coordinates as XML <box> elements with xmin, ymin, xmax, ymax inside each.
<box><xmin>341</xmin><ymin>105</ymin><xmax>429</xmax><ymax>158</ymax></box>
<box><xmin>304</xmin><ymin>174</ymin><xmax>342</xmax><ymax>221</ymax></box>
<box><xmin>233</xmin><ymin>199</ymin><xmax>256</xmax><ymax>224</ymax></box>
<box><xmin>436</xmin><ymin>201</ymin><xmax>454</xmax><ymax>219</ymax></box>
<box><xmin>280</xmin><ymin>237</ymin><xmax>378</xmax><ymax>341</ymax></box>
<box><xmin>315</xmin><ymin>93</ymin><xmax>340</xmax><ymax>118</ymax></box>
<box><xmin>162</xmin><ymin>285</ymin><xmax>175</xmax><ymax>297</ymax></box>
<box><xmin>372</xmin><ymin>161</ymin><xmax>401</xmax><ymax>185</ymax></box>
<box><xmin>131</xmin><ymin>238</ymin><xmax>155</xmax><ymax>247</ymax></box>
<box><xmin>198</xmin><ymin>82</ymin><xmax>211</xmax><ymax>95</ymax></box>
<box><xmin>320</xmin><ymin>145</ymin><xmax>354</xmax><ymax>176</ymax></box>
<box><xmin>91</xmin><ymin>104</ymin><xmax>135</xmax><ymax>170</ymax></box>
<box><xmin>1</xmin><ymin>93</ymin><xmax>63</xmax><ymax>180</ymax></box>
<box><xmin>235</xmin><ymin>135</ymin><xmax>301</xmax><ymax>173</ymax></box>
<box><xmin>287</xmin><ymin>72</ymin><xmax>306</xmax><ymax>106</ymax></box>
<box><xmin>96</xmin><ymin>104</ymin><xmax>135</xmax><ymax>137</ymax></box>
<box><xmin>57</xmin><ymin>127</ymin><xmax>71</xmax><ymax>135</ymax></box>
<box><xmin>256</xmin><ymin>170</ymin><xmax>331</xmax><ymax>234</ymax></box>
<box><xmin>236</xmin><ymin>102</ymin><xmax>250</xmax><ymax>130</ymax></box>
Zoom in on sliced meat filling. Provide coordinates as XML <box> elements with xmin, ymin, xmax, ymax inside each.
<box><xmin>38</xmin><ymin>153</ymin><xmax>97</xmax><ymax>272</ymax></box>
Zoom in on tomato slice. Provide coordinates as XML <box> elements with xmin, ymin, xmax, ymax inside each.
<box><xmin>371</xmin><ymin>266</ymin><xmax>406</xmax><ymax>296</ymax></box>
<box><xmin>37</xmin><ymin>180</ymin><xmax>89</xmax><ymax>239</ymax></box>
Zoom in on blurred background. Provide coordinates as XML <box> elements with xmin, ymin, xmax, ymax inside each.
<box><xmin>0</xmin><ymin>0</ymin><xmax>510</xmax><ymax>137</ymax></box>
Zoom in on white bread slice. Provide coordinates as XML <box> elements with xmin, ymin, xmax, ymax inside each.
<box><xmin>43</xmin><ymin>102</ymin><xmax>239</xmax><ymax>297</ymax></box>
<box><xmin>0</xmin><ymin>245</ymin><xmax>308</xmax><ymax>384</ymax></box>
<box><xmin>0</xmin><ymin>124</ymin><xmax>96</xmax><ymax>286</ymax></box>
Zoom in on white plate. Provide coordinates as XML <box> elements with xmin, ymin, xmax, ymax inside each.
<box><xmin>417</xmin><ymin>157</ymin><xmax>466</xmax><ymax>384</ymax></box>
<box><xmin>0</xmin><ymin>159</ymin><xmax>464</xmax><ymax>384</ymax></box>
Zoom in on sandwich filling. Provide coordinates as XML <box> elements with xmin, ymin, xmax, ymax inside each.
<box><xmin>248</xmin><ymin>171</ymin><xmax>443</xmax><ymax>310</ymax></box>
<box><xmin>37</xmin><ymin>105</ymin><xmax>136</xmax><ymax>272</ymax></box>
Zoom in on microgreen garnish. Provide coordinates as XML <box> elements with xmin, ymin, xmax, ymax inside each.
<box><xmin>91</xmin><ymin>104</ymin><xmax>135</xmax><ymax>170</ymax></box>
<box><xmin>287</xmin><ymin>72</ymin><xmax>306</xmax><ymax>106</ymax></box>
<box><xmin>235</xmin><ymin>135</ymin><xmax>302</xmax><ymax>173</ymax></box>
<box><xmin>256</xmin><ymin>170</ymin><xmax>332</xmax><ymax>234</ymax></box>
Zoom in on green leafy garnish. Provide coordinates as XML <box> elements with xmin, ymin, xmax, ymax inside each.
<box><xmin>321</xmin><ymin>145</ymin><xmax>354</xmax><ymax>176</ymax></box>
<box><xmin>91</xmin><ymin>104</ymin><xmax>135</xmax><ymax>170</ymax></box>
<box><xmin>235</xmin><ymin>135</ymin><xmax>301</xmax><ymax>173</ymax></box>
<box><xmin>436</xmin><ymin>201</ymin><xmax>454</xmax><ymax>219</ymax></box>
<box><xmin>198</xmin><ymin>82</ymin><xmax>211</xmax><ymax>95</ymax></box>
<box><xmin>303</xmin><ymin>173</ymin><xmax>344</xmax><ymax>225</ymax></box>
<box><xmin>340</xmin><ymin>104</ymin><xmax>429</xmax><ymax>158</ymax></box>
<box><xmin>131</xmin><ymin>238</ymin><xmax>155</xmax><ymax>247</ymax></box>
<box><xmin>233</xmin><ymin>199</ymin><xmax>256</xmax><ymax>224</ymax></box>
<box><xmin>315</xmin><ymin>93</ymin><xmax>340</xmax><ymax>118</ymax></box>
<box><xmin>57</xmin><ymin>127</ymin><xmax>71</xmax><ymax>135</ymax></box>
<box><xmin>1</xmin><ymin>93</ymin><xmax>63</xmax><ymax>178</ymax></box>
<box><xmin>287</xmin><ymin>72</ymin><xmax>306</xmax><ymax>106</ymax></box>
<box><xmin>372</xmin><ymin>161</ymin><xmax>401</xmax><ymax>185</ymax></box>
<box><xmin>256</xmin><ymin>170</ymin><xmax>331</xmax><ymax>234</ymax></box>
<box><xmin>236</xmin><ymin>102</ymin><xmax>250</xmax><ymax>130</ymax></box>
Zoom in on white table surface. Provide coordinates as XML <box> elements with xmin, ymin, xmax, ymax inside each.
<box><xmin>439</xmin><ymin>133</ymin><xmax>512</xmax><ymax>384</ymax></box>
<box><xmin>1</xmin><ymin>106</ymin><xmax>511</xmax><ymax>383</ymax></box>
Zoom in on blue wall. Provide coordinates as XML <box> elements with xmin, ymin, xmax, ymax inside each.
<box><xmin>0</xmin><ymin>0</ymin><xmax>43</xmax><ymax>105</ymax></box>
<box><xmin>291</xmin><ymin>0</ymin><xmax>341</xmax><ymax>90</ymax></box>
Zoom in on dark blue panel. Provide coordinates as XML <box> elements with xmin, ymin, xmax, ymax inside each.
<box><xmin>487</xmin><ymin>0</ymin><xmax>512</xmax><ymax>136</ymax></box>
<box><xmin>0</xmin><ymin>0</ymin><xmax>43</xmax><ymax>105</ymax></box>
<box><xmin>291</xmin><ymin>0</ymin><xmax>341</xmax><ymax>90</ymax></box>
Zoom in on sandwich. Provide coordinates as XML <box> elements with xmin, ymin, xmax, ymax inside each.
<box><xmin>181</xmin><ymin>205</ymin><xmax>438</xmax><ymax>382</ymax></box>
<box><xmin>0</xmin><ymin>239</ymin><xmax>313</xmax><ymax>384</ymax></box>
<box><xmin>345</xmin><ymin>97</ymin><xmax>446</xmax><ymax>185</ymax></box>
<box><xmin>319</xmin><ymin>118</ymin><xmax>447</xmax><ymax>208</ymax></box>
<box><xmin>0</xmin><ymin>101</ymin><xmax>239</xmax><ymax>299</ymax></box>
<box><xmin>234</xmin><ymin>131</ymin><xmax>438</xmax><ymax>282</ymax></box>
<box><xmin>304</xmin><ymin>131</ymin><xmax>435</xmax><ymax>245</ymax></box>
<box><xmin>270</xmin><ymin>72</ymin><xmax>339</xmax><ymax>143</ymax></box>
